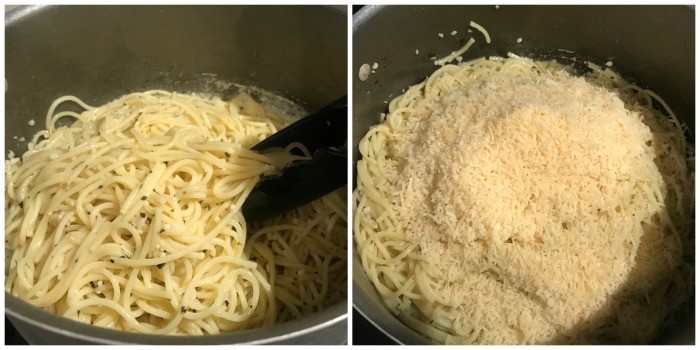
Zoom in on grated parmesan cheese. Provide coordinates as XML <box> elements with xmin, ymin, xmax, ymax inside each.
<box><xmin>358</xmin><ymin>63</ymin><xmax>371</xmax><ymax>81</ymax></box>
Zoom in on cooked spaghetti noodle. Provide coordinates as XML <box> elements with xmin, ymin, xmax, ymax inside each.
<box><xmin>6</xmin><ymin>90</ymin><xmax>347</xmax><ymax>335</ymax></box>
<box><xmin>354</xmin><ymin>56</ymin><xmax>694</xmax><ymax>344</ymax></box>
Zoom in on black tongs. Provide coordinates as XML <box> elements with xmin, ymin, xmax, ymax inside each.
<box><xmin>242</xmin><ymin>96</ymin><xmax>347</xmax><ymax>222</ymax></box>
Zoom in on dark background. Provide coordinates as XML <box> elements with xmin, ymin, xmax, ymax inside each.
<box><xmin>352</xmin><ymin>310</ymin><xmax>395</xmax><ymax>345</ymax></box>
<box><xmin>6</xmin><ymin>317</ymin><xmax>27</xmax><ymax>345</ymax></box>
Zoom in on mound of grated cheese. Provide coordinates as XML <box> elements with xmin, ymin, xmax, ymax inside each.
<box><xmin>388</xmin><ymin>68</ymin><xmax>682</xmax><ymax>343</ymax></box>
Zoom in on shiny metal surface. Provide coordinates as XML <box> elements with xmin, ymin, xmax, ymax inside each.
<box><xmin>6</xmin><ymin>5</ymin><xmax>347</xmax><ymax>345</ymax></box>
<box><xmin>352</xmin><ymin>5</ymin><xmax>694</xmax><ymax>345</ymax></box>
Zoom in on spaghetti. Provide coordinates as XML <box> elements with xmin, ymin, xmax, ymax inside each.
<box><xmin>354</xmin><ymin>56</ymin><xmax>694</xmax><ymax>344</ymax></box>
<box><xmin>6</xmin><ymin>90</ymin><xmax>347</xmax><ymax>335</ymax></box>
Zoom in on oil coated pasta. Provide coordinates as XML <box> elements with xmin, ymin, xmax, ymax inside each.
<box><xmin>6</xmin><ymin>90</ymin><xmax>347</xmax><ymax>335</ymax></box>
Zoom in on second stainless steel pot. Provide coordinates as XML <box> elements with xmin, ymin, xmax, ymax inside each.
<box><xmin>352</xmin><ymin>5</ymin><xmax>694</xmax><ymax>345</ymax></box>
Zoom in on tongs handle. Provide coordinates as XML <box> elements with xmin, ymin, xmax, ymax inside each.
<box><xmin>243</xmin><ymin>96</ymin><xmax>347</xmax><ymax>222</ymax></box>
<box><xmin>251</xmin><ymin>96</ymin><xmax>347</xmax><ymax>153</ymax></box>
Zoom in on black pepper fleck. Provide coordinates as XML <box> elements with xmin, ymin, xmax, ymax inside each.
<box><xmin>141</xmin><ymin>196</ymin><xmax>147</xmax><ymax>200</ymax></box>
<box><xmin>225</xmin><ymin>152</ymin><xmax>230</xmax><ymax>157</ymax></box>
<box><xmin>90</xmin><ymin>281</ymin><xmax>98</xmax><ymax>288</ymax></box>
<box><xmin>181</xmin><ymin>306</ymin><xmax>187</xmax><ymax>314</ymax></box>
<box><xmin>18</xmin><ymin>202</ymin><xmax>24</xmax><ymax>209</ymax></box>
<box><xmin>140</xmin><ymin>213</ymin><xmax>146</xmax><ymax>218</ymax></box>
<box><xmin>109</xmin><ymin>259</ymin><xmax>115</xmax><ymax>263</ymax></box>
<box><xmin>224</xmin><ymin>300</ymin><xmax>229</xmax><ymax>307</ymax></box>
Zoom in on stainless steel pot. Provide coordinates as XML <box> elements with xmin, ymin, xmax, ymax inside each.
<box><xmin>352</xmin><ymin>5</ymin><xmax>694</xmax><ymax>345</ymax></box>
<box><xmin>5</xmin><ymin>5</ymin><xmax>347</xmax><ymax>344</ymax></box>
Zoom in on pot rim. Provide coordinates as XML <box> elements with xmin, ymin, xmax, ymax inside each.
<box><xmin>6</xmin><ymin>292</ymin><xmax>347</xmax><ymax>344</ymax></box>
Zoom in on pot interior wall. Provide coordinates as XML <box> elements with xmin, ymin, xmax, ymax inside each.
<box><xmin>5</xmin><ymin>5</ymin><xmax>347</xmax><ymax>345</ymax></box>
<box><xmin>352</xmin><ymin>5</ymin><xmax>694</xmax><ymax>345</ymax></box>
<box><xmin>6</xmin><ymin>5</ymin><xmax>347</xmax><ymax>155</ymax></box>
